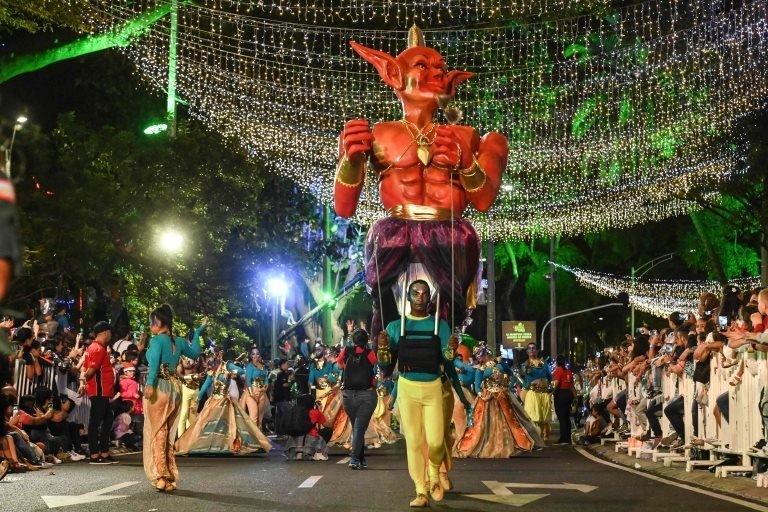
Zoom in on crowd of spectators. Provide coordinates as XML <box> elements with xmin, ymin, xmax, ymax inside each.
<box><xmin>576</xmin><ymin>286</ymin><xmax>768</xmax><ymax>464</ymax></box>
<box><xmin>0</xmin><ymin>308</ymin><xmax>152</xmax><ymax>479</ymax></box>
<box><xmin>0</xmin><ymin>305</ymin><xmax>372</xmax><ymax>480</ymax></box>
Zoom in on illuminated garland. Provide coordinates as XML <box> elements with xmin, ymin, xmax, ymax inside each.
<box><xmin>77</xmin><ymin>0</ymin><xmax>768</xmax><ymax>238</ymax></box>
<box><xmin>201</xmin><ymin>0</ymin><xmax>616</xmax><ymax>26</ymax></box>
<box><xmin>554</xmin><ymin>262</ymin><xmax>762</xmax><ymax>317</ymax></box>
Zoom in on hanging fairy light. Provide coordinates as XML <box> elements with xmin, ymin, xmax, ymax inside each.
<box><xmin>76</xmin><ymin>0</ymin><xmax>768</xmax><ymax>238</ymax></box>
<box><xmin>554</xmin><ymin>262</ymin><xmax>762</xmax><ymax>318</ymax></box>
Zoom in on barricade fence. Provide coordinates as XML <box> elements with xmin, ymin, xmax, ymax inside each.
<box><xmin>593</xmin><ymin>348</ymin><xmax>767</xmax><ymax>469</ymax></box>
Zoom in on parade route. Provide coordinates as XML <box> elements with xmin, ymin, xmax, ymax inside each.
<box><xmin>2</xmin><ymin>443</ymin><xmax>764</xmax><ymax>512</ymax></box>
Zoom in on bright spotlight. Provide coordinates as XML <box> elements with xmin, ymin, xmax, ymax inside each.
<box><xmin>159</xmin><ymin>229</ymin><xmax>184</xmax><ymax>254</ymax></box>
<box><xmin>267</xmin><ymin>277</ymin><xmax>288</xmax><ymax>297</ymax></box>
<box><xmin>16</xmin><ymin>116</ymin><xmax>27</xmax><ymax>124</ymax></box>
<box><xmin>144</xmin><ymin>123</ymin><xmax>168</xmax><ymax>136</ymax></box>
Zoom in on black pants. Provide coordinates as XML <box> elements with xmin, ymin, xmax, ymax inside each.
<box><xmin>554</xmin><ymin>389</ymin><xmax>573</xmax><ymax>443</ymax></box>
<box><xmin>664</xmin><ymin>395</ymin><xmax>698</xmax><ymax>438</ymax></box>
<box><xmin>30</xmin><ymin>429</ymin><xmax>71</xmax><ymax>454</ymax></box>
<box><xmin>342</xmin><ymin>389</ymin><xmax>377</xmax><ymax>463</ymax></box>
<box><xmin>117</xmin><ymin>432</ymin><xmax>140</xmax><ymax>450</ymax></box>
<box><xmin>646</xmin><ymin>398</ymin><xmax>663</xmax><ymax>437</ymax></box>
<box><xmin>88</xmin><ymin>396</ymin><xmax>113</xmax><ymax>456</ymax></box>
<box><xmin>50</xmin><ymin>420</ymin><xmax>83</xmax><ymax>454</ymax></box>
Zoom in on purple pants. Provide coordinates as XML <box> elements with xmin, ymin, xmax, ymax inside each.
<box><xmin>364</xmin><ymin>216</ymin><xmax>480</xmax><ymax>336</ymax></box>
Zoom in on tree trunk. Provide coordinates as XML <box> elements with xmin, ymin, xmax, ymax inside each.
<box><xmin>0</xmin><ymin>6</ymin><xmax>170</xmax><ymax>84</ymax></box>
<box><xmin>690</xmin><ymin>211</ymin><xmax>728</xmax><ymax>286</ymax></box>
<box><xmin>762</xmin><ymin>169</ymin><xmax>768</xmax><ymax>286</ymax></box>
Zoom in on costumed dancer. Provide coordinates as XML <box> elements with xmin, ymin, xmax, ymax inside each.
<box><xmin>177</xmin><ymin>355</ymin><xmax>205</xmax><ymax>438</ymax></box>
<box><xmin>309</xmin><ymin>345</ymin><xmax>346</xmax><ymax>443</ymax></box>
<box><xmin>240</xmin><ymin>347</ymin><xmax>270</xmax><ymax>429</ymax></box>
<box><xmin>142</xmin><ymin>305</ymin><xmax>205</xmax><ymax>492</ymax></box>
<box><xmin>377</xmin><ymin>280</ymin><xmax>460</xmax><ymax>508</ymax></box>
<box><xmin>370</xmin><ymin>369</ymin><xmax>399</xmax><ymax>445</ymax></box>
<box><xmin>456</xmin><ymin>344</ymin><xmax>542</xmax><ymax>458</ymax></box>
<box><xmin>176</xmin><ymin>358</ymin><xmax>271</xmax><ymax>456</ymax></box>
<box><xmin>451</xmin><ymin>347</ymin><xmax>476</xmax><ymax>450</ymax></box>
<box><xmin>521</xmin><ymin>343</ymin><xmax>553</xmax><ymax>442</ymax></box>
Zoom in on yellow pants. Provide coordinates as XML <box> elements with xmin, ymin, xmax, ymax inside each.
<box><xmin>177</xmin><ymin>384</ymin><xmax>198</xmax><ymax>439</ymax></box>
<box><xmin>398</xmin><ymin>377</ymin><xmax>446</xmax><ymax>495</ymax></box>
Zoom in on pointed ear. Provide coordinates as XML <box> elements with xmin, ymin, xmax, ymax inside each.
<box><xmin>445</xmin><ymin>70</ymin><xmax>475</xmax><ymax>97</ymax></box>
<box><xmin>350</xmin><ymin>41</ymin><xmax>403</xmax><ymax>90</ymax></box>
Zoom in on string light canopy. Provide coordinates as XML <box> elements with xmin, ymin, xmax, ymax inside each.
<box><xmin>553</xmin><ymin>262</ymin><xmax>761</xmax><ymax>317</ymax></box>
<box><xmin>78</xmin><ymin>0</ymin><xmax>768</xmax><ymax>239</ymax></box>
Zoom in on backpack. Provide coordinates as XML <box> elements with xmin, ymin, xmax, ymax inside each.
<box><xmin>278</xmin><ymin>402</ymin><xmax>313</xmax><ymax>436</ymax></box>
<box><xmin>342</xmin><ymin>347</ymin><xmax>374</xmax><ymax>390</ymax></box>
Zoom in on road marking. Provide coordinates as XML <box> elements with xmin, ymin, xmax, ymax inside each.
<box><xmin>337</xmin><ymin>457</ymin><xmax>351</xmax><ymax>464</ymax></box>
<box><xmin>575</xmin><ymin>447</ymin><xmax>768</xmax><ymax>512</ymax></box>
<box><xmin>484</xmin><ymin>480</ymin><xmax>598</xmax><ymax>494</ymax></box>
<box><xmin>464</xmin><ymin>482</ymin><xmax>547</xmax><ymax>507</ymax></box>
<box><xmin>298</xmin><ymin>476</ymin><xmax>323</xmax><ymax>488</ymax></box>
<box><xmin>42</xmin><ymin>481</ymin><xmax>139</xmax><ymax>508</ymax></box>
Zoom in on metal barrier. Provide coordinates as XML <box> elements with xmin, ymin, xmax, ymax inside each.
<box><xmin>12</xmin><ymin>358</ymin><xmax>56</xmax><ymax>402</ymax></box>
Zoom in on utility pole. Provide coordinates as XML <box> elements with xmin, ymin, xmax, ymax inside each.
<box><xmin>323</xmin><ymin>205</ymin><xmax>333</xmax><ymax>345</ymax></box>
<box><xmin>549</xmin><ymin>237</ymin><xmax>557</xmax><ymax>358</ymax></box>
<box><xmin>167</xmin><ymin>0</ymin><xmax>178</xmax><ymax>137</ymax></box>
<box><xmin>486</xmin><ymin>241</ymin><xmax>496</xmax><ymax>353</ymax></box>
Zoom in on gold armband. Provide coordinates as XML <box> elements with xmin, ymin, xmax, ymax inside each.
<box><xmin>458</xmin><ymin>157</ymin><xmax>487</xmax><ymax>193</ymax></box>
<box><xmin>335</xmin><ymin>154</ymin><xmax>365</xmax><ymax>188</ymax></box>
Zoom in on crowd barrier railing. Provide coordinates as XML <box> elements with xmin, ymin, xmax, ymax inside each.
<box><xmin>604</xmin><ymin>348</ymin><xmax>768</xmax><ymax>481</ymax></box>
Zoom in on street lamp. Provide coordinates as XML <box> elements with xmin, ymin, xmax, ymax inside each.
<box><xmin>158</xmin><ymin>229</ymin><xmax>184</xmax><ymax>254</ymax></box>
<box><xmin>630</xmin><ymin>252</ymin><xmax>675</xmax><ymax>333</ymax></box>
<box><xmin>267</xmin><ymin>276</ymin><xmax>288</xmax><ymax>359</ymax></box>
<box><xmin>3</xmin><ymin>115</ymin><xmax>28</xmax><ymax>178</ymax></box>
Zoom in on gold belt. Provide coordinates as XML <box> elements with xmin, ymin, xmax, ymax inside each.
<box><xmin>387</xmin><ymin>204</ymin><xmax>453</xmax><ymax>221</ymax></box>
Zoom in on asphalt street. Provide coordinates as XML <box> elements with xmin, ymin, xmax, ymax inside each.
<box><xmin>1</xmin><ymin>442</ymin><xmax>765</xmax><ymax>512</ymax></box>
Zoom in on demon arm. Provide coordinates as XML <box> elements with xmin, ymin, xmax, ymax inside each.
<box><xmin>460</xmin><ymin>131</ymin><xmax>508</xmax><ymax>212</ymax></box>
<box><xmin>333</xmin><ymin>119</ymin><xmax>371</xmax><ymax>218</ymax></box>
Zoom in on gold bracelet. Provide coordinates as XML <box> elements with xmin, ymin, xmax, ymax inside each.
<box><xmin>459</xmin><ymin>157</ymin><xmax>487</xmax><ymax>192</ymax></box>
<box><xmin>335</xmin><ymin>154</ymin><xmax>365</xmax><ymax>188</ymax></box>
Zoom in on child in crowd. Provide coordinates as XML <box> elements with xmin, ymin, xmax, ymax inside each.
<box><xmin>113</xmin><ymin>400</ymin><xmax>140</xmax><ymax>451</ymax></box>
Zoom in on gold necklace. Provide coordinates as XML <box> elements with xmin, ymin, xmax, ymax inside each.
<box><xmin>400</xmin><ymin>119</ymin><xmax>436</xmax><ymax>166</ymax></box>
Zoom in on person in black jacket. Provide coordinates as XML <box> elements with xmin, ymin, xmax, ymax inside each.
<box><xmin>336</xmin><ymin>330</ymin><xmax>377</xmax><ymax>470</ymax></box>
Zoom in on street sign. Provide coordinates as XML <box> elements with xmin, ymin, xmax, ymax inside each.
<box><xmin>501</xmin><ymin>321</ymin><xmax>537</xmax><ymax>349</ymax></box>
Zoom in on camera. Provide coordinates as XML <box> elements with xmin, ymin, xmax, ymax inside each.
<box><xmin>51</xmin><ymin>351</ymin><xmax>72</xmax><ymax>371</ymax></box>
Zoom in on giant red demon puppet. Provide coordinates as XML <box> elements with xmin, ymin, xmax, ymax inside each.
<box><xmin>333</xmin><ymin>26</ymin><xmax>508</xmax><ymax>335</ymax></box>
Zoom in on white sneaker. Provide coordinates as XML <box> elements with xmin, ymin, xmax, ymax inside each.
<box><xmin>52</xmin><ymin>456</ymin><xmax>62</xmax><ymax>464</ymax></box>
<box><xmin>69</xmin><ymin>451</ymin><xmax>86</xmax><ymax>461</ymax></box>
<box><xmin>39</xmin><ymin>462</ymin><xmax>53</xmax><ymax>469</ymax></box>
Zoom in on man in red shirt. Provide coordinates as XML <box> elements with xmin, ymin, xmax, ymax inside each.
<box><xmin>552</xmin><ymin>355</ymin><xmax>575</xmax><ymax>445</ymax></box>
<box><xmin>79</xmin><ymin>321</ymin><xmax>117</xmax><ymax>464</ymax></box>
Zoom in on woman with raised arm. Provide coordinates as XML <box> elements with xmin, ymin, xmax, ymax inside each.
<box><xmin>142</xmin><ymin>304</ymin><xmax>205</xmax><ymax>492</ymax></box>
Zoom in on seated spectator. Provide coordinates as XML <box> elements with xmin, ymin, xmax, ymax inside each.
<box><xmin>283</xmin><ymin>396</ymin><xmax>329</xmax><ymax>461</ymax></box>
<box><xmin>113</xmin><ymin>400</ymin><xmax>140</xmax><ymax>451</ymax></box>
<box><xmin>49</xmin><ymin>397</ymin><xmax>86</xmax><ymax>460</ymax></box>
<box><xmin>580</xmin><ymin>405</ymin><xmax>607</xmax><ymax>445</ymax></box>
<box><xmin>14</xmin><ymin>394</ymin><xmax>69</xmax><ymax>464</ymax></box>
